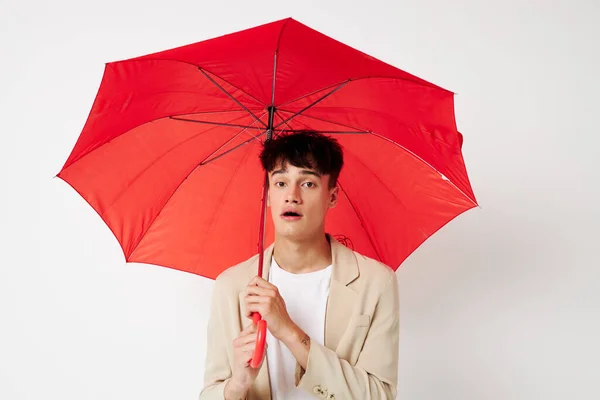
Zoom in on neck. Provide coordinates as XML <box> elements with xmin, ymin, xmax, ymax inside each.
<box><xmin>272</xmin><ymin>232</ymin><xmax>332</xmax><ymax>274</ymax></box>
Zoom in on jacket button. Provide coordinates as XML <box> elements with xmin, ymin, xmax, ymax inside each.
<box><xmin>327</xmin><ymin>394</ymin><xmax>335</xmax><ymax>400</ymax></box>
<box><xmin>313</xmin><ymin>385</ymin><xmax>323</xmax><ymax>395</ymax></box>
<box><xmin>319</xmin><ymin>388</ymin><xmax>328</xmax><ymax>398</ymax></box>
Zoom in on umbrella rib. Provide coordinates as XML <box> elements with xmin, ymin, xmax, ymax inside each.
<box><xmin>337</xmin><ymin>181</ymin><xmax>383</xmax><ymax>262</ymax></box>
<box><xmin>270</xmin><ymin>17</ymin><xmax>291</xmax><ymax>106</ymax></box>
<box><xmin>341</xmin><ymin>147</ymin><xmax>409</xmax><ymax>211</ymax></box>
<box><xmin>100</xmin><ymin>113</ymin><xmax>259</xmax><ymax>218</ymax></box>
<box><xmin>198</xmin><ymin>67</ymin><xmax>268</xmax><ymax>128</ymax></box>
<box><xmin>170</xmin><ymin>117</ymin><xmax>265</xmax><ymax>130</ymax></box>
<box><xmin>276</xmin><ymin>108</ymin><xmax>371</xmax><ymax>134</ymax></box>
<box><xmin>200</xmin><ymin>131</ymin><xmax>266</xmax><ymax>166</ymax></box>
<box><xmin>195</xmin><ymin>140</ymin><xmax>255</xmax><ymax>266</ymax></box>
<box><xmin>273</xmin><ymin>109</ymin><xmax>368</xmax><ymax>135</ymax></box>
<box><xmin>170</xmin><ymin>109</ymin><xmax>263</xmax><ymax>116</ymax></box>
<box><xmin>190</xmin><ymin>111</ymin><xmax>267</xmax><ymax>167</ymax></box>
<box><xmin>277</xmin><ymin>74</ymin><xmax>450</xmax><ymax>110</ymax></box>
<box><xmin>277</xmin><ymin>80</ymin><xmax>351</xmax><ymax>109</ymax></box>
<box><xmin>125</xmin><ymin>114</ymin><xmax>267</xmax><ymax>257</ymax></box>
<box><xmin>271</xmin><ymin>52</ymin><xmax>278</xmax><ymax>106</ymax></box>
<box><xmin>368</xmin><ymin>131</ymin><xmax>478</xmax><ymax>205</ymax></box>
<box><xmin>114</xmin><ymin>57</ymin><xmax>269</xmax><ymax>106</ymax></box>
<box><xmin>276</xmin><ymin>18</ymin><xmax>292</xmax><ymax>54</ymax></box>
<box><xmin>276</xmin><ymin>109</ymin><xmax>476</xmax><ymax>204</ymax></box>
<box><xmin>274</xmin><ymin>81</ymin><xmax>350</xmax><ymax>129</ymax></box>
<box><xmin>278</xmin><ymin>129</ymin><xmax>369</xmax><ymax>135</ymax></box>
<box><xmin>274</xmin><ymin>110</ymin><xmax>294</xmax><ymax>136</ymax></box>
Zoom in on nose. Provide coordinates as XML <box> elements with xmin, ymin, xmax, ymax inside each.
<box><xmin>285</xmin><ymin>185</ymin><xmax>301</xmax><ymax>204</ymax></box>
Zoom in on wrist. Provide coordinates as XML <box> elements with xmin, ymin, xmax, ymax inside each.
<box><xmin>224</xmin><ymin>379</ymin><xmax>248</xmax><ymax>400</ymax></box>
<box><xmin>282</xmin><ymin>322</ymin><xmax>302</xmax><ymax>345</ymax></box>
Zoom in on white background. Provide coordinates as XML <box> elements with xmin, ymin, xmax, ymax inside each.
<box><xmin>1</xmin><ymin>0</ymin><xmax>598</xmax><ymax>399</ymax></box>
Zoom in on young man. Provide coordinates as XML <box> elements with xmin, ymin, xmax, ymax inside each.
<box><xmin>199</xmin><ymin>131</ymin><xmax>399</xmax><ymax>399</ymax></box>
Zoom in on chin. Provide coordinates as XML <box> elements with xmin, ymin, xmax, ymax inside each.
<box><xmin>276</xmin><ymin>228</ymin><xmax>303</xmax><ymax>240</ymax></box>
<box><xmin>275</xmin><ymin>225</ymin><xmax>318</xmax><ymax>242</ymax></box>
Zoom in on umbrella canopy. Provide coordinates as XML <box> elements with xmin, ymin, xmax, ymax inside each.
<box><xmin>57</xmin><ymin>17</ymin><xmax>477</xmax><ymax>280</ymax></box>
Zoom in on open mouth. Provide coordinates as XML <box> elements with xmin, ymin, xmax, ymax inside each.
<box><xmin>282</xmin><ymin>211</ymin><xmax>302</xmax><ymax>217</ymax></box>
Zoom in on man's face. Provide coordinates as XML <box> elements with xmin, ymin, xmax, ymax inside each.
<box><xmin>267</xmin><ymin>161</ymin><xmax>338</xmax><ymax>241</ymax></box>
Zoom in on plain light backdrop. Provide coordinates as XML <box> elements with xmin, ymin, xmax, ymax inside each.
<box><xmin>1</xmin><ymin>0</ymin><xmax>598</xmax><ymax>399</ymax></box>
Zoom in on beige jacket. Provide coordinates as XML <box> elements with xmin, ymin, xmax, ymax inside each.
<box><xmin>199</xmin><ymin>236</ymin><xmax>399</xmax><ymax>399</ymax></box>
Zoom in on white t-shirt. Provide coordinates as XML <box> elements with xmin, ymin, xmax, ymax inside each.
<box><xmin>266</xmin><ymin>257</ymin><xmax>332</xmax><ymax>399</ymax></box>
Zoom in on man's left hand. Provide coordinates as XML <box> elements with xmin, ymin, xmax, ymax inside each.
<box><xmin>244</xmin><ymin>276</ymin><xmax>296</xmax><ymax>341</ymax></box>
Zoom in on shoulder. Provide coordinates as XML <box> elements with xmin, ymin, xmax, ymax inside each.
<box><xmin>352</xmin><ymin>251</ymin><xmax>398</xmax><ymax>290</ymax></box>
<box><xmin>213</xmin><ymin>253</ymin><xmax>258</xmax><ymax>294</ymax></box>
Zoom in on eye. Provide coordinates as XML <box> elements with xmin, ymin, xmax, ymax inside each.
<box><xmin>274</xmin><ymin>181</ymin><xmax>286</xmax><ymax>188</ymax></box>
<box><xmin>303</xmin><ymin>181</ymin><xmax>316</xmax><ymax>188</ymax></box>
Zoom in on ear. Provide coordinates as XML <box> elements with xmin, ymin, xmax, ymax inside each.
<box><xmin>329</xmin><ymin>185</ymin><xmax>339</xmax><ymax>209</ymax></box>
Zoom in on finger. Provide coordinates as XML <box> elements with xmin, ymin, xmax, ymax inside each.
<box><xmin>241</xmin><ymin>341</ymin><xmax>260</xmax><ymax>354</ymax></box>
<box><xmin>240</xmin><ymin>341</ymin><xmax>267</xmax><ymax>361</ymax></box>
<box><xmin>237</xmin><ymin>325</ymin><xmax>255</xmax><ymax>337</ymax></box>
<box><xmin>245</xmin><ymin>295</ymin><xmax>269</xmax><ymax>304</ymax></box>
<box><xmin>234</xmin><ymin>331</ymin><xmax>258</xmax><ymax>347</ymax></box>
<box><xmin>235</xmin><ymin>345</ymin><xmax>257</xmax><ymax>364</ymax></box>
<box><xmin>234</xmin><ymin>325</ymin><xmax>256</xmax><ymax>342</ymax></box>
<box><xmin>244</xmin><ymin>297</ymin><xmax>268</xmax><ymax>318</ymax></box>
<box><xmin>245</xmin><ymin>303</ymin><xmax>265</xmax><ymax>316</ymax></box>
<box><xmin>245</xmin><ymin>286</ymin><xmax>274</xmax><ymax>297</ymax></box>
<box><xmin>240</xmin><ymin>340</ymin><xmax>268</xmax><ymax>360</ymax></box>
<box><xmin>249</xmin><ymin>275</ymin><xmax>275</xmax><ymax>289</ymax></box>
<box><xmin>240</xmin><ymin>333</ymin><xmax>259</xmax><ymax>346</ymax></box>
<box><xmin>241</xmin><ymin>323</ymin><xmax>257</xmax><ymax>333</ymax></box>
<box><xmin>242</xmin><ymin>343</ymin><xmax>267</xmax><ymax>366</ymax></box>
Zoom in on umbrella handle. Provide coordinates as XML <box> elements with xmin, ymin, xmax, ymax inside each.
<box><xmin>249</xmin><ymin>312</ymin><xmax>267</xmax><ymax>368</ymax></box>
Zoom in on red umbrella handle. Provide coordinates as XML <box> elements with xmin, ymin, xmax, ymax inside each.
<box><xmin>249</xmin><ymin>312</ymin><xmax>267</xmax><ymax>368</ymax></box>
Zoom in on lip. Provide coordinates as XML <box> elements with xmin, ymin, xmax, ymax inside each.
<box><xmin>281</xmin><ymin>208</ymin><xmax>303</xmax><ymax>220</ymax></box>
<box><xmin>281</xmin><ymin>214</ymin><xmax>302</xmax><ymax>221</ymax></box>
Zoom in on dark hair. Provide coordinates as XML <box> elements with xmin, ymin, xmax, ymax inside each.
<box><xmin>259</xmin><ymin>130</ymin><xmax>344</xmax><ymax>188</ymax></box>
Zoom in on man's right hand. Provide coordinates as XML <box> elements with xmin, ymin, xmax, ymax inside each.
<box><xmin>224</xmin><ymin>322</ymin><xmax>266</xmax><ymax>399</ymax></box>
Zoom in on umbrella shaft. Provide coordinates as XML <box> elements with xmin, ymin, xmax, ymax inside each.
<box><xmin>257</xmin><ymin>173</ymin><xmax>268</xmax><ymax>277</ymax></box>
<box><xmin>257</xmin><ymin>106</ymin><xmax>276</xmax><ymax>277</ymax></box>
<box><xmin>267</xmin><ymin>105</ymin><xmax>275</xmax><ymax>140</ymax></box>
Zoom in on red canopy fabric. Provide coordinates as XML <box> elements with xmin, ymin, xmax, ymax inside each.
<box><xmin>57</xmin><ymin>17</ymin><xmax>477</xmax><ymax>279</ymax></box>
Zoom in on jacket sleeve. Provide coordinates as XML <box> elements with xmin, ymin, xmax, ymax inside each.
<box><xmin>199</xmin><ymin>277</ymin><xmax>235</xmax><ymax>399</ymax></box>
<box><xmin>296</xmin><ymin>271</ymin><xmax>400</xmax><ymax>399</ymax></box>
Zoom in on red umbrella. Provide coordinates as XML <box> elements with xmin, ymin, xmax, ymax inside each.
<box><xmin>57</xmin><ymin>17</ymin><xmax>478</xmax><ymax>368</ymax></box>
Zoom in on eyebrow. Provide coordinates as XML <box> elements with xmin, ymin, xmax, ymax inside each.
<box><xmin>271</xmin><ymin>168</ymin><xmax>322</xmax><ymax>178</ymax></box>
